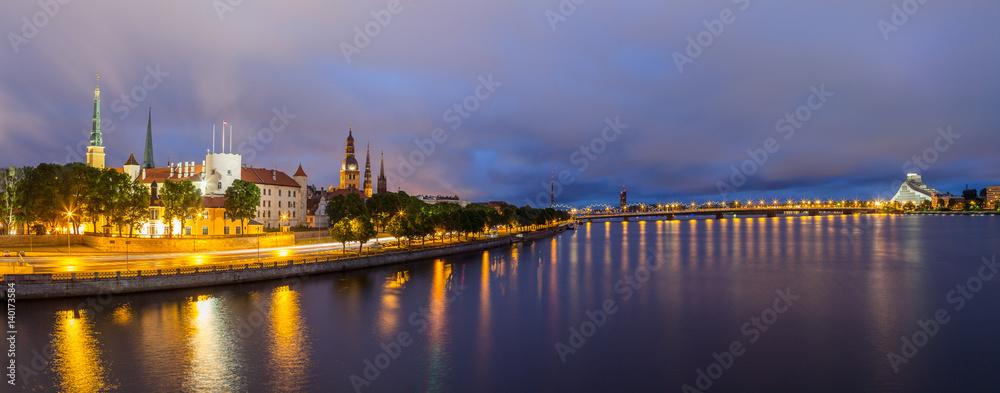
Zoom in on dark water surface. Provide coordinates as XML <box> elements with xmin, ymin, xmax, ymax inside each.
<box><xmin>11</xmin><ymin>215</ymin><xmax>1000</xmax><ymax>392</ymax></box>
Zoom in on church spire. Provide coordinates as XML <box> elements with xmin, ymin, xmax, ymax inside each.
<box><xmin>86</xmin><ymin>74</ymin><xmax>106</xmax><ymax>169</ymax></box>
<box><xmin>142</xmin><ymin>107</ymin><xmax>155</xmax><ymax>169</ymax></box>
<box><xmin>90</xmin><ymin>74</ymin><xmax>102</xmax><ymax>147</ymax></box>
<box><xmin>363</xmin><ymin>141</ymin><xmax>373</xmax><ymax>197</ymax></box>
<box><xmin>377</xmin><ymin>150</ymin><xmax>387</xmax><ymax>194</ymax></box>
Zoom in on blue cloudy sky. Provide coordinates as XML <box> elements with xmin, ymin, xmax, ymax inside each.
<box><xmin>2</xmin><ymin>0</ymin><xmax>998</xmax><ymax>206</ymax></box>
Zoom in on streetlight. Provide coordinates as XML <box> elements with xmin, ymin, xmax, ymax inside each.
<box><xmin>66</xmin><ymin>211</ymin><xmax>73</xmax><ymax>253</ymax></box>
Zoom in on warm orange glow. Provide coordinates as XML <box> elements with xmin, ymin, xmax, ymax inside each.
<box><xmin>51</xmin><ymin>310</ymin><xmax>113</xmax><ymax>392</ymax></box>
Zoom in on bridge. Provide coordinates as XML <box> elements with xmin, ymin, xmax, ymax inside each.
<box><xmin>551</xmin><ymin>202</ymin><xmax>879</xmax><ymax>222</ymax></box>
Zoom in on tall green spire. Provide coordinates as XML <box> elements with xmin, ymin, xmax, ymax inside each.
<box><xmin>142</xmin><ymin>107</ymin><xmax>155</xmax><ymax>169</ymax></box>
<box><xmin>89</xmin><ymin>74</ymin><xmax>102</xmax><ymax>147</ymax></box>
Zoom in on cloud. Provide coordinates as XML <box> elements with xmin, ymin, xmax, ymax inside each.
<box><xmin>1</xmin><ymin>0</ymin><xmax>998</xmax><ymax>206</ymax></box>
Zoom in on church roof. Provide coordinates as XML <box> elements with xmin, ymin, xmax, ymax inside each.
<box><xmin>124</xmin><ymin>153</ymin><xmax>140</xmax><ymax>166</ymax></box>
<box><xmin>293</xmin><ymin>164</ymin><xmax>307</xmax><ymax>177</ymax></box>
<box><xmin>241</xmin><ymin>167</ymin><xmax>300</xmax><ymax>188</ymax></box>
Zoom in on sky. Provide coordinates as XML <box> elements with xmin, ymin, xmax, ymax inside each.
<box><xmin>2</xmin><ymin>0</ymin><xmax>999</xmax><ymax>207</ymax></box>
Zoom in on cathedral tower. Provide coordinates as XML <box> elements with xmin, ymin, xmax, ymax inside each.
<box><xmin>86</xmin><ymin>74</ymin><xmax>106</xmax><ymax>169</ymax></box>
<box><xmin>363</xmin><ymin>142</ymin><xmax>373</xmax><ymax>197</ymax></box>
<box><xmin>339</xmin><ymin>127</ymin><xmax>360</xmax><ymax>190</ymax></box>
<box><xmin>377</xmin><ymin>150</ymin><xmax>387</xmax><ymax>194</ymax></box>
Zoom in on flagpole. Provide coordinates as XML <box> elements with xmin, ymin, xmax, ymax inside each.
<box><xmin>212</xmin><ymin>124</ymin><xmax>216</xmax><ymax>154</ymax></box>
<box><xmin>221</xmin><ymin>122</ymin><xmax>226</xmax><ymax>154</ymax></box>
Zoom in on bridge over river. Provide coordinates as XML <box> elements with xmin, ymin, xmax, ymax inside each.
<box><xmin>568</xmin><ymin>206</ymin><xmax>877</xmax><ymax>222</ymax></box>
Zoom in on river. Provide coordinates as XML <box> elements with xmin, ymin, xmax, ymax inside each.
<box><xmin>11</xmin><ymin>215</ymin><xmax>1000</xmax><ymax>392</ymax></box>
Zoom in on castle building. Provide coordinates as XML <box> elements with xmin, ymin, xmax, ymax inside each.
<box><xmin>363</xmin><ymin>142</ymin><xmax>373</xmax><ymax>197</ymax></box>
<box><xmin>86</xmin><ymin>75</ymin><xmax>105</xmax><ymax>169</ymax></box>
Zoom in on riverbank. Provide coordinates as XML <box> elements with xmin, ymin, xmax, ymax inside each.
<box><xmin>902</xmin><ymin>211</ymin><xmax>1000</xmax><ymax>216</ymax></box>
<box><xmin>4</xmin><ymin>225</ymin><xmax>567</xmax><ymax>299</ymax></box>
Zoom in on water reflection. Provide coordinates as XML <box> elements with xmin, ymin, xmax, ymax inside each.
<box><xmin>267</xmin><ymin>286</ymin><xmax>312</xmax><ymax>392</ymax></box>
<box><xmin>182</xmin><ymin>295</ymin><xmax>244</xmax><ymax>392</ymax></box>
<box><xmin>51</xmin><ymin>310</ymin><xmax>115</xmax><ymax>392</ymax></box>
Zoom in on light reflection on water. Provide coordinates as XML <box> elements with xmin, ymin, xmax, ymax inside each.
<box><xmin>182</xmin><ymin>295</ymin><xmax>244</xmax><ymax>392</ymax></box>
<box><xmin>51</xmin><ymin>310</ymin><xmax>115</xmax><ymax>393</ymax></box>
<box><xmin>16</xmin><ymin>216</ymin><xmax>1000</xmax><ymax>392</ymax></box>
<box><xmin>267</xmin><ymin>286</ymin><xmax>312</xmax><ymax>392</ymax></box>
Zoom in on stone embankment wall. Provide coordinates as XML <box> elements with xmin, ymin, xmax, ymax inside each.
<box><xmin>5</xmin><ymin>226</ymin><xmax>566</xmax><ymax>299</ymax></box>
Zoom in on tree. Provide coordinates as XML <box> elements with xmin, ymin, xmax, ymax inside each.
<box><xmin>330</xmin><ymin>218</ymin><xmax>354</xmax><ymax>252</ymax></box>
<box><xmin>0</xmin><ymin>166</ymin><xmax>26</xmax><ymax>235</ymax></box>
<box><xmin>17</xmin><ymin>164</ymin><xmax>62</xmax><ymax>232</ymax></box>
<box><xmin>161</xmin><ymin>180</ymin><xmax>203</xmax><ymax>237</ymax></box>
<box><xmin>351</xmin><ymin>216</ymin><xmax>377</xmax><ymax>255</ymax></box>
<box><xmin>121</xmin><ymin>179</ymin><xmax>150</xmax><ymax>237</ymax></box>
<box><xmin>326</xmin><ymin>192</ymin><xmax>367</xmax><ymax>225</ymax></box>
<box><xmin>365</xmin><ymin>192</ymin><xmax>404</xmax><ymax>231</ymax></box>
<box><xmin>224</xmin><ymin>179</ymin><xmax>261</xmax><ymax>235</ymax></box>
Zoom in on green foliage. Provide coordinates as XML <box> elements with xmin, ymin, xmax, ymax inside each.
<box><xmin>330</xmin><ymin>218</ymin><xmax>352</xmax><ymax>250</ymax></box>
<box><xmin>224</xmin><ymin>179</ymin><xmax>261</xmax><ymax>234</ymax></box>
<box><xmin>0</xmin><ymin>166</ymin><xmax>27</xmax><ymax>234</ymax></box>
<box><xmin>161</xmin><ymin>180</ymin><xmax>203</xmax><ymax>237</ymax></box>
<box><xmin>326</xmin><ymin>192</ymin><xmax>367</xmax><ymax>225</ymax></box>
<box><xmin>351</xmin><ymin>216</ymin><xmax>377</xmax><ymax>254</ymax></box>
<box><xmin>365</xmin><ymin>192</ymin><xmax>405</xmax><ymax>231</ymax></box>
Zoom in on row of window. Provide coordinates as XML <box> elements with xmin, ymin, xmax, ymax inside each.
<box><xmin>261</xmin><ymin>188</ymin><xmax>298</xmax><ymax>197</ymax></box>
<box><xmin>260</xmin><ymin>199</ymin><xmax>298</xmax><ymax>208</ymax></box>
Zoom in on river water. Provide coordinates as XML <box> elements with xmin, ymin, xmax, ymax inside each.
<box><xmin>10</xmin><ymin>215</ymin><xmax>1000</xmax><ymax>392</ymax></box>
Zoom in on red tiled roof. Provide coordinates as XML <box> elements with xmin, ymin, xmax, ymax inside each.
<box><xmin>203</xmin><ymin>196</ymin><xmax>226</xmax><ymax>208</ymax></box>
<box><xmin>242</xmin><ymin>167</ymin><xmax>300</xmax><ymax>188</ymax></box>
<box><xmin>293</xmin><ymin>164</ymin><xmax>307</xmax><ymax>177</ymax></box>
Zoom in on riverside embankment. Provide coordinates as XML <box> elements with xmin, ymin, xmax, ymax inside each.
<box><xmin>4</xmin><ymin>225</ymin><xmax>566</xmax><ymax>299</ymax></box>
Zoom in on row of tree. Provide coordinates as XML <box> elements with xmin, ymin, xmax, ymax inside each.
<box><xmin>325</xmin><ymin>191</ymin><xmax>571</xmax><ymax>249</ymax></box>
<box><xmin>0</xmin><ymin>162</ymin><xmax>265</xmax><ymax>237</ymax></box>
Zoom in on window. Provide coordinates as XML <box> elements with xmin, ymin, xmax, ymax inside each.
<box><xmin>151</xmin><ymin>209</ymin><xmax>159</xmax><ymax>220</ymax></box>
<box><xmin>202</xmin><ymin>226</ymin><xmax>208</xmax><ymax>235</ymax></box>
<box><xmin>211</xmin><ymin>169</ymin><xmax>216</xmax><ymax>175</ymax></box>
<box><xmin>185</xmin><ymin>227</ymin><xmax>192</xmax><ymax>236</ymax></box>
<box><xmin>202</xmin><ymin>210</ymin><xmax>209</xmax><ymax>220</ymax></box>
<box><xmin>224</xmin><ymin>226</ymin><xmax>230</xmax><ymax>235</ymax></box>
<box><xmin>236</xmin><ymin>226</ymin><xmax>242</xmax><ymax>235</ymax></box>
<box><xmin>279</xmin><ymin>201</ymin><xmax>282</xmax><ymax>208</ymax></box>
<box><xmin>218</xmin><ymin>182</ymin><xmax>222</xmax><ymax>190</ymax></box>
<box><xmin>227</xmin><ymin>170</ymin><xmax>232</xmax><ymax>176</ymax></box>
<box><xmin>279</xmin><ymin>190</ymin><xmax>282</xmax><ymax>196</ymax></box>
<box><xmin>224</xmin><ymin>212</ymin><xmax>229</xmax><ymax>220</ymax></box>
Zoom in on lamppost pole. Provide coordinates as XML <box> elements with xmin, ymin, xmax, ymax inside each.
<box><xmin>66</xmin><ymin>211</ymin><xmax>73</xmax><ymax>254</ymax></box>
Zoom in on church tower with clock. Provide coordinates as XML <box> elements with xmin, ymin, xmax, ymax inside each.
<box><xmin>339</xmin><ymin>127</ymin><xmax>360</xmax><ymax>190</ymax></box>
